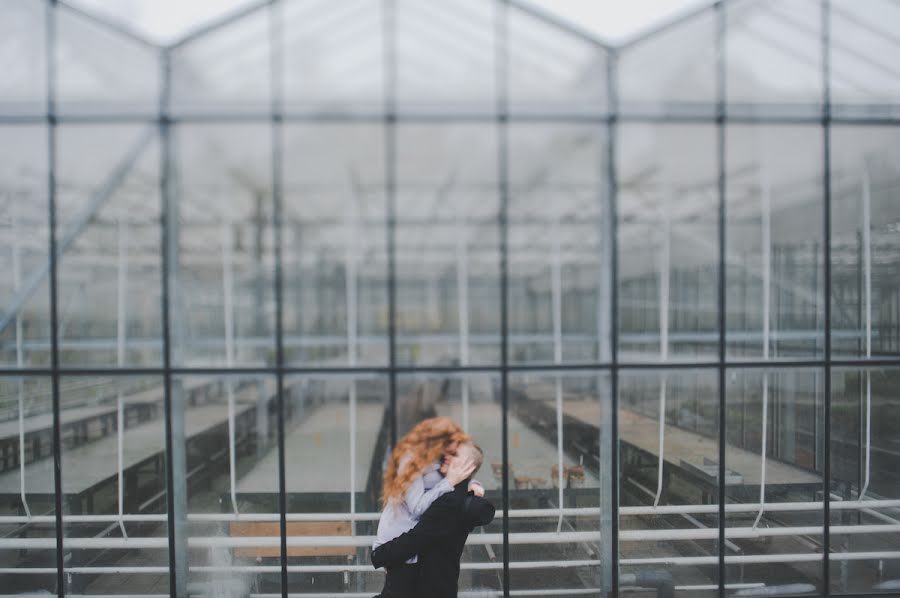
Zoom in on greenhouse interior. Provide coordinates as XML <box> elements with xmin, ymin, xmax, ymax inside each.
<box><xmin>1</xmin><ymin>0</ymin><xmax>899</xmax><ymax>596</ymax></box>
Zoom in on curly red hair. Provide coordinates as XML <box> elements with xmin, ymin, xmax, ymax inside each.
<box><xmin>382</xmin><ymin>416</ymin><xmax>470</xmax><ymax>506</ymax></box>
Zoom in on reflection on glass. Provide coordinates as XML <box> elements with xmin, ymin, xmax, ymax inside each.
<box><xmin>56</xmin><ymin>124</ymin><xmax>162</xmax><ymax>367</ymax></box>
<box><xmin>830</xmin><ymin>367</ymin><xmax>900</xmax><ymax>595</ymax></box>
<box><xmin>283</xmin><ymin>374</ymin><xmax>389</xmax><ymax>594</ymax></box>
<box><xmin>508</xmin><ymin>7</ymin><xmax>608</xmax><ymax>115</ymax></box>
<box><xmin>0</xmin><ymin>0</ymin><xmax>46</xmax><ymax>115</ymax></box>
<box><xmin>726</xmin><ymin>368</ymin><xmax>824</xmax><ymax>595</ymax></box>
<box><xmin>509</xmin><ymin>124</ymin><xmax>610</xmax><ymax>364</ymax></box>
<box><xmin>619</xmin><ymin>369</ymin><xmax>720</xmax><ymax>597</ymax></box>
<box><xmin>282</xmin><ymin>124</ymin><xmax>388</xmax><ymax>367</ymax></box>
<box><xmin>178</xmin><ymin>374</ymin><xmax>280</xmax><ymax>596</ymax></box>
<box><xmin>831</xmin><ymin>0</ymin><xmax>900</xmax><ymax>118</ymax></box>
<box><xmin>170</xmin><ymin>7</ymin><xmax>270</xmax><ymax>116</ymax></box>
<box><xmin>59</xmin><ymin>375</ymin><xmax>169</xmax><ymax>595</ymax></box>
<box><xmin>0</xmin><ymin>126</ymin><xmax>49</xmax><ymax>367</ymax></box>
<box><xmin>173</xmin><ymin>124</ymin><xmax>275</xmax><ymax>366</ymax></box>
<box><xmin>725</xmin><ymin>0</ymin><xmax>822</xmax><ymax>117</ymax></box>
<box><xmin>0</xmin><ymin>376</ymin><xmax>57</xmax><ymax>594</ymax></box>
<box><xmin>726</xmin><ymin>125</ymin><xmax>824</xmax><ymax>359</ymax></box>
<box><xmin>618</xmin><ymin>124</ymin><xmax>719</xmax><ymax>362</ymax></box>
<box><xmin>396</xmin><ymin>124</ymin><xmax>499</xmax><ymax>367</ymax></box>
<box><xmin>396</xmin><ymin>0</ymin><xmax>495</xmax><ymax>112</ymax></box>
<box><xmin>57</xmin><ymin>5</ymin><xmax>159</xmax><ymax>116</ymax></box>
<box><xmin>830</xmin><ymin>126</ymin><xmax>900</xmax><ymax>359</ymax></box>
<box><xmin>618</xmin><ymin>7</ymin><xmax>716</xmax><ymax>116</ymax></box>
<box><xmin>509</xmin><ymin>372</ymin><xmax>611</xmax><ymax>596</ymax></box>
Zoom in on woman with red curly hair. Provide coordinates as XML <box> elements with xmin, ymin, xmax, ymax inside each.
<box><xmin>373</xmin><ymin>416</ymin><xmax>483</xmax><ymax>597</ymax></box>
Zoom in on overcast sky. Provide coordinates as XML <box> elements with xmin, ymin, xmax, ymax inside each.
<box><xmin>70</xmin><ymin>0</ymin><xmax>710</xmax><ymax>45</ymax></box>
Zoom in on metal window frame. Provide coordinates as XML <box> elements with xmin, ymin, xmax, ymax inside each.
<box><xmin>8</xmin><ymin>0</ymin><xmax>900</xmax><ymax>597</ymax></box>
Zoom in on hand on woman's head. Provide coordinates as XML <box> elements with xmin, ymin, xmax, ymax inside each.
<box><xmin>445</xmin><ymin>453</ymin><xmax>476</xmax><ymax>486</ymax></box>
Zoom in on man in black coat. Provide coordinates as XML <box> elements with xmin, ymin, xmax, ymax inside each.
<box><xmin>372</xmin><ymin>442</ymin><xmax>496</xmax><ymax>598</ymax></box>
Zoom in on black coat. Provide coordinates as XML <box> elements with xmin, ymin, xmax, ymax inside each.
<box><xmin>372</xmin><ymin>481</ymin><xmax>495</xmax><ymax>598</ymax></box>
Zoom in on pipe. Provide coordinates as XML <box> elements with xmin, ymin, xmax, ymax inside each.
<box><xmin>2</xmin><ymin>499</ymin><xmax>900</xmax><ymax>525</ymax></box>
<box><xmin>346</xmin><ymin>214</ymin><xmax>358</xmax><ymax>536</ymax></box>
<box><xmin>5</xmin><ymin>524</ymin><xmax>899</xmax><ymax>551</ymax></box>
<box><xmin>552</xmin><ymin>218</ymin><xmax>564</xmax><ymax>532</ymax></box>
<box><xmin>12</xmin><ymin>205</ymin><xmax>30</xmax><ymax>519</ymax></box>
<box><xmin>456</xmin><ymin>217</ymin><xmax>470</xmax><ymax>430</ymax></box>
<box><xmin>733</xmin><ymin>584</ymin><xmax>816</xmax><ymax>596</ymax></box>
<box><xmin>5</xmin><ymin>549</ymin><xmax>900</xmax><ymax>577</ymax></box>
<box><xmin>654</xmin><ymin>190</ymin><xmax>670</xmax><ymax>507</ymax></box>
<box><xmin>860</xmin><ymin>165</ymin><xmax>872</xmax><ymax>501</ymax></box>
<box><xmin>753</xmin><ymin>169</ymin><xmax>772</xmax><ymax>530</ymax></box>
<box><xmin>221</xmin><ymin>222</ymin><xmax>239</xmax><ymax>516</ymax></box>
<box><xmin>116</xmin><ymin>216</ymin><xmax>128</xmax><ymax>538</ymax></box>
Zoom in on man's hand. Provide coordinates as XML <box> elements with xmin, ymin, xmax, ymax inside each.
<box><xmin>468</xmin><ymin>480</ymin><xmax>485</xmax><ymax>497</ymax></box>
<box><xmin>445</xmin><ymin>454</ymin><xmax>476</xmax><ymax>486</ymax></box>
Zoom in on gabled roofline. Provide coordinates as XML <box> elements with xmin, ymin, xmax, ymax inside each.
<box><xmin>58</xmin><ymin>0</ymin><xmax>161</xmax><ymax>50</ymax></box>
<box><xmin>506</xmin><ymin>0</ymin><xmax>612</xmax><ymax>51</ymax></box>
<box><xmin>167</xmin><ymin>0</ymin><xmax>272</xmax><ymax>51</ymax></box>
<box><xmin>617</xmin><ymin>0</ymin><xmax>719</xmax><ymax>51</ymax></box>
<box><xmin>72</xmin><ymin>0</ymin><xmax>725</xmax><ymax>56</ymax></box>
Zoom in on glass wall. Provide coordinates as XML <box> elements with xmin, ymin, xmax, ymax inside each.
<box><xmin>1</xmin><ymin>1</ymin><xmax>898</xmax><ymax>597</ymax></box>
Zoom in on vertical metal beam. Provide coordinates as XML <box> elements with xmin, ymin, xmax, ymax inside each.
<box><xmin>46</xmin><ymin>1</ymin><xmax>65</xmax><ymax>595</ymax></box>
<box><xmin>606</xmin><ymin>48</ymin><xmax>619</xmax><ymax>598</ymax></box>
<box><xmin>495</xmin><ymin>1</ymin><xmax>511</xmax><ymax>595</ymax></box>
<box><xmin>158</xmin><ymin>45</ymin><xmax>179</xmax><ymax>598</ymax></box>
<box><xmin>267</xmin><ymin>2</ymin><xmax>289</xmax><ymax>596</ymax></box>
<box><xmin>383</xmin><ymin>0</ymin><xmax>399</xmax><ymax>447</ymax></box>
<box><xmin>715</xmin><ymin>2</ymin><xmax>727</xmax><ymax>597</ymax></box>
<box><xmin>822</xmin><ymin>0</ymin><xmax>833</xmax><ymax>593</ymax></box>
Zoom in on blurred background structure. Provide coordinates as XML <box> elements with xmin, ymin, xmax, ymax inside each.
<box><xmin>1</xmin><ymin>0</ymin><xmax>899</xmax><ymax>597</ymax></box>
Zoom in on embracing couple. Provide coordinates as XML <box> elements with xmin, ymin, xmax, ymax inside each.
<box><xmin>371</xmin><ymin>416</ymin><xmax>496</xmax><ymax>598</ymax></box>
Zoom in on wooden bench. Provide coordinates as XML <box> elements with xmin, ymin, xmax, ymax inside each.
<box><xmin>229</xmin><ymin>521</ymin><xmax>355</xmax><ymax>558</ymax></box>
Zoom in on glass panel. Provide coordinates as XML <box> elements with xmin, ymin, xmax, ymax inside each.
<box><xmin>56</xmin><ymin>5</ymin><xmax>159</xmax><ymax>117</ymax></box>
<box><xmin>508</xmin><ymin>124</ymin><xmax>610</xmax><ymax>364</ymax></box>
<box><xmin>60</xmin><ymin>375</ymin><xmax>169</xmax><ymax>595</ymax></box>
<box><xmin>282</xmin><ymin>123</ymin><xmax>388</xmax><ymax>367</ymax></box>
<box><xmin>170</xmin><ymin>6</ymin><xmax>270</xmax><ymax>116</ymax></box>
<box><xmin>394</xmin><ymin>372</ymin><xmax>505</xmax><ymax>595</ymax></box>
<box><xmin>179</xmin><ymin>373</ymin><xmax>280</xmax><ymax>596</ymax></box>
<box><xmin>830</xmin><ymin>126</ymin><xmax>900</xmax><ymax>358</ymax></box>
<box><xmin>830</xmin><ymin>366</ymin><xmax>900</xmax><ymax>594</ymax></box>
<box><xmin>172</xmin><ymin>124</ymin><xmax>275</xmax><ymax>366</ymax></box>
<box><xmin>618</xmin><ymin>8</ymin><xmax>717</xmax><ymax>117</ymax></box>
<box><xmin>0</xmin><ymin>125</ymin><xmax>50</xmax><ymax>367</ymax></box>
<box><xmin>282</xmin><ymin>0</ymin><xmax>383</xmax><ymax>115</ymax></box>
<box><xmin>0</xmin><ymin>376</ymin><xmax>57</xmax><ymax>594</ymax></box>
<box><xmin>56</xmin><ymin>124</ymin><xmax>163</xmax><ymax>367</ymax></box>
<box><xmin>282</xmin><ymin>374</ymin><xmax>388</xmax><ymax>594</ymax></box>
<box><xmin>726</xmin><ymin>125</ymin><xmax>824</xmax><ymax>360</ymax></box>
<box><xmin>395</xmin><ymin>0</ymin><xmax>495</xmax><ymax>113</ymax></box>
<box><xmin>508</xmin><ymin>8</ymin><xmax>607</xmax><ymax>116</ymax></box>
<box><xmin>617</xmin><ymin>123</ymin><xmax>719</xmax><ymax>363</ymax></box>
<box><xmin>725</xmin><ymin>367</ymin><xmax>824</xmax><ymax>595</ymax></box>
<box><xmin>619</xmin><ymin>369</ymin><xmax>720</xmax><ymax>596</ymax></box>
<box><xmin>0</xmin><ymin>0</ymin><xmax>46</xmax><ymax>116</ymax></box>
<box><xmin>831</xmin><ymin>0</ymin><xmax>900</xmax><ymax>119</ymax></box>
<box><xmin>395</xmin><ymin>124</ymin><xmax>499</xmax><ymax>367</ymax></box>
<box><xmin>726</xmin><ymin>0</ymin><xmax>823</xmax><ymax>118</ymax></box>
<box><xmin>509</xmin><ymin>371</ymin><xmax>612</xmax><ymax>596</ymax></box>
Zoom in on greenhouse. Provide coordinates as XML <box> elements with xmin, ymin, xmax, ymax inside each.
<box><xmin>1</xmin><ymin>0</ymin><xmax>899</xmax><ymax>596</ymax></box>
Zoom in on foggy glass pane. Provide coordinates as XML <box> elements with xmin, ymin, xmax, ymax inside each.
<box><xmin>56</xmin><ymin>5</ymin><xmax>160</xmax><ymax>116</ymax></box>
<box><xmin>1</xmin><ymin>1</ymin><xmax>899</xmax><ymax>596</ymax></box>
